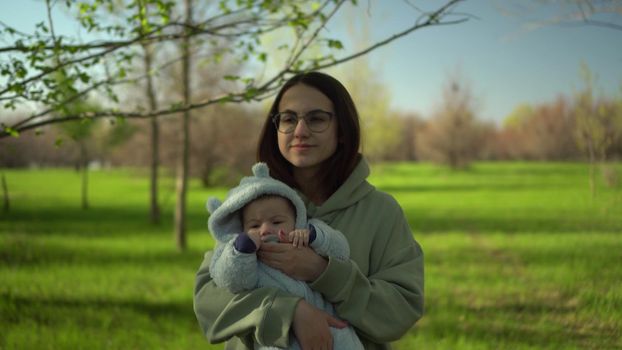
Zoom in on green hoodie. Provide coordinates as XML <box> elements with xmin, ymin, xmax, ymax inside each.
<box><xmin>194</xmin><ymin>158</ymin><xmax>424</xmax><ymax>349</ymax></box>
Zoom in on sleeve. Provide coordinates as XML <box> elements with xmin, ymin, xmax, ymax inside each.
<box><xmin>210</xmin><ymin>239</ymin><xmax>259</xmax><ymax>294</ymax></box>
<box><xmin>308</xmin><ymin>218</ymin><xmax>350</xmax><ymax>260</ymax></box>
<box><xmin>309</xmin><ymin>199</ymin><xmax>424</xmax><ymax>344</ymax></box>
<box><xmin>194</xmin><ymin>250</ymin><xmax>302</xmax><ymax>347</ymax></box>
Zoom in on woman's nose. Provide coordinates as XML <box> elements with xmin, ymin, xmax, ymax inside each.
<box><xmin>293</xmin><ymin>118</ymin><xmax>311</xmax><ymax>137</ymax></box>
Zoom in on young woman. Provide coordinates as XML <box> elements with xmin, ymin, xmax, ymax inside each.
<box><xmin>194</xmin><ymin>71</ymin><xmax>424</xmax><ymax>350</ymax></box>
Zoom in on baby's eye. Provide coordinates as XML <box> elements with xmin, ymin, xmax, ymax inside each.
<box><xmin>273</xmin><ymin>221</ymin><xmax>283</xmax><ymax>225</ymax></box>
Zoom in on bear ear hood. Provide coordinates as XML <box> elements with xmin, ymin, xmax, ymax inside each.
<box><xmin>252</xmin><ymin>162</ymin><xmax>270</xmax><ymax>178</ymax></box>
<box><xmin>206</xmin><ymin>197</ymin><xmax>221</xmax><ymax>214</ymax></box>
<box><xmin>206</xmin><ymin>162</ymin><xmax>308</xmax><ymax>242</ymax></box>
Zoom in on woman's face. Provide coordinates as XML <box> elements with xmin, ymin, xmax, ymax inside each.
<box><xmin>276</xmin><ymin>84</ymin><xmax>338</xmax><ymax>173</ymax></box>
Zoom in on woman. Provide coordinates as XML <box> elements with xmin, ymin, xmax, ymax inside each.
<box><xmin>194</xmin><ymin>71</ymin><xmax>424</xmax><ymax>350</ymax></box>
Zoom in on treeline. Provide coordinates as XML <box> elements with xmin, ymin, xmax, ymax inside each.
<box><xmin>2</xmin><ymin>71</ymin><xmax>620</xmax><ymax>183</ymax></box>
<box><xmin>366</xmin><ymin>69</ymin><xmax>622</xmax><ymax>170</ymax></box>
<box><xmin>0</xmin><ymin>104</ymin><xmax>260</xmax><ymax>187</ymax></box>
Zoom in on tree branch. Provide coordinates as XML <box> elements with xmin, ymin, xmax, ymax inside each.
<box><xmin>312</xmin><ymin>0</ymin><xmax>467</xmax><ymax>71</ymax></box>
<box><xmin>0</xmin><ymin>0</ymin><xmax>470</xmax><ymax>139</ymax></box>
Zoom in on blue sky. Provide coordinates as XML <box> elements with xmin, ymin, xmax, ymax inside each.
<box><xmin>2</xmin><ymin>0</ymin><xmax>621</xmax><ymax>124</ymax></box>
<box><xmin>324</xmin><ymin>0</ymin><xmax>622</xmax><ymax>123</ymax></box>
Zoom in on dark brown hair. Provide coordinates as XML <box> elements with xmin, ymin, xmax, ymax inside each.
<box><xmin>257</xmin><ymin>71</ymin><xmax>361</xmax><ymax>197</ymax></box>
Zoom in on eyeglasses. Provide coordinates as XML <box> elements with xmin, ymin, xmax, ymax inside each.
<box><xmin>272</xmin><ymin>110</ymin><xmax>334</xmax><ymax>134</ymax></box>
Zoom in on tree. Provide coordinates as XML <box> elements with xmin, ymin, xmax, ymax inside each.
<box><xmin>498</xmin><ymin>98</ymin><xmax>577</xmax><ymax>160</ymax></box>
<box><xmin>339</xmin><ymin>57</ymin><xmax>402</xmax><ymax>162</ymax></box>
<box><xmin>573</xmin><ymin>63</ymin><xmax>621</xmax><ymax>197</ymax></box>
<box><xmin>56</xmin><ymin>106</ymin><xmax>98</xmax><ymax>210</ymax></box>
<box><xmin>417</xmin><ymin>72</ymin><xmax>488</xmax><ymax>169</ymax></box>
<box><xmin>137</xmin><ymin>0</ymin><xmax>163</xmax><ymax>224</ymax></box>
<box><xmin>173</xmin><ymin>0</ymin><xmax>193</xmax><ymax>251</ymax></box>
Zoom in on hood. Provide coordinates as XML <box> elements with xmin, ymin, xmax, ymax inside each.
<box><xmin>305</xmin><ymin>156</ymin><xmax>375</xmax><ymax>220</ymax></box>
<box><xmin>206</xmin><ymin>162</ymin><xmax>307</xmax><ymax>242</ymax></box>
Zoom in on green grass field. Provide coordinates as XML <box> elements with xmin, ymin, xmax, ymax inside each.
<box><xmin>1</xmin><ymin>162</ymin><xmax>621</xmax><ymax>349</ymax></box>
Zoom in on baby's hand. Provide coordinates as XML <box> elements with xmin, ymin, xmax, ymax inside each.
<box><xmin>287</xmin><ymin>229</ymin><xmax>310</xmax><ymax>248</ymax></box>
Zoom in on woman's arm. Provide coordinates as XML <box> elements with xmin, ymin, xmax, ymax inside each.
<box><xmin>193</xmin><ymin>250</ymin><xmax>301</xmax><ymax>348</ymax></box>
<box><xmin>259</xmin><ymin>195</ymin><xmax>424</xmax><ymax>344</ymax></box>
<box><xmin>310</xmin><ymin>199</ymin><xmax>424</xmax><ymax>343</ymax></box>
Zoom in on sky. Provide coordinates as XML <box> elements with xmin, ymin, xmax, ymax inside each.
<box><xmin>324</xmin><ymin>0</ymin><xmax>622</xmax><ymax>123</ymax></box>
<box><xmin>2</xmin><ymin>0</ymin><xmax>621</xmax><ymax>125</ymax></box>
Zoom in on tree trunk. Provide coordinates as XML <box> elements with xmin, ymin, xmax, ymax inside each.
<box><xmin>174</xmin><ymin>0</ymin><xmax>192</xmax><ymax>251</ymax></box>
<box><xmin>2</xmin><ymin>173</ymin><xmax>9</xmax><ymax>213</ymax></box>
<box><xmin>587</xmin><ymin>134</ymin><xmax>596</xmax><ymax>199</ymax></box>
<box><xmin>80</xmin><ymin>142</ymin><xmax>89</xmax><ymax>210</ymax></box>
<box><xmin>143</xmin><ymin>39</ymin><xmax>161</xmax><ymax>225</ymax></box>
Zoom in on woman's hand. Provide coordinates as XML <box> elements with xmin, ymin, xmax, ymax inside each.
<box><xmin>258</xmin><ymin>243</ymin><xmax>328</xmax><ymax>281</ymax></box>
<box><xmin>293</xmin><ymin>299</ymin><xmax>348</xmax><ymax>350</ymax></box>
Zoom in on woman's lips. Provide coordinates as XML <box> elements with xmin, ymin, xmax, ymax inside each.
<box><xmin>291</xmin><ymin>144</ymin><xmax>313</xmax><ymax>150</ymax></box>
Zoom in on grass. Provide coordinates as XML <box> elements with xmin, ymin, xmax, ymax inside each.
<box><xmin>1</xmin><ymin>162</ymin><xmax>621</xmax><ymax>349</ymax></box>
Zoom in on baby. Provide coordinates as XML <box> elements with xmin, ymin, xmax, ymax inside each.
<box><xmin>206</xmin><ymin>162</ymin><xmax>363</xmax><ymax>350</ymax></box>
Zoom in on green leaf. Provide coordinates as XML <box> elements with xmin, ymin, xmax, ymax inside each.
<box><xmin>327</xmin><ymin>39</ymin><xmax>343</xmax><ymax>49</ymax></box>
<box><xmin>55</xmin><ymin>137</ymin><xmax>64</xmax><ymax>147</ymax></box>
<box><xmin>1</xmin><ymin>125</ymin><xmax>19</xmax><ymax>138</ymax></box>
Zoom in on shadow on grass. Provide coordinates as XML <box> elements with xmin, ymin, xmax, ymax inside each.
<box><xmin>1</xmin><ymin>206</ymin><xmax>211</xmax><ymax>236</ymax></box>
<box><xmin>1</xmin><ymin>292</ymin><xmax>195</xmax><ymax>329</ymax></box>
<box><xmin>408</xmin><ymin>214</ymin><xmax>622</xmax><ymax>234</ymax></box>
<box><xmin>3</xmin><ymin>202</ymin><xmax>620</xmax><ymax>237</ymax></box>
<box><xmin>377</xmin><ymin>183</ymin><xmax>571</xmax><ymax>194</ymax></box>
<box><xmin>0</xmin><ymin>234</ymin><xmax>209</xmax><ymax>268</ymax></box>
<box><xmin>413</xmin><ymin>298</ymin><xmax>618</xmax><ymax>349</ymax></box>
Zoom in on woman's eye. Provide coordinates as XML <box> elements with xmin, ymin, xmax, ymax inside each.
<box><xmin>280</xmin><ymin>114</ymin><xmax>296</xmax><ymax>124</ymax></box>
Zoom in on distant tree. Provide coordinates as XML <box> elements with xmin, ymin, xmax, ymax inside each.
<box><xmin>498</xmin><ymin>97</ymin><xmax>577</xmax><ymax>160</ymax></box>
<box><xmin>495</xmin><ymin>104</ymin><xmax>535</xmax><ymax>160</ymax></box>
<box><xmin>574</xmin><ymin>63</ymin><xmax>612</xmax><ymax>197</ymax></box>
<box><xmin>417</xmin><ymin>72</ymin><xmax>488</xmax><ymax>169</ymax></box>
<box><xmin>339</xmin><ymin>59</ymin><xmax>401</xmax><ymax>162</ymax></box>
<box><xmin>396</xmin><ymin>113</ymin><xmax>424</xmax><ymax>161</ymax></box>
<box><xmin>332</xmin><ymin>8</ymin><xmax>403</xmax><ymax>163</ymax></box>
<box><xmin>52</xmin><ymin>46</ymin><xmax>101</xmax><ymax>210</ymax></box>
<box><xmin>189</xmin><ymin>105</ymin><xmax>261</xmax><ymax>187</ymax></box>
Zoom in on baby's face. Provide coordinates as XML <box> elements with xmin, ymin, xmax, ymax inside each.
<box><xmin>242</xmin><ymin>196</ymin><xmax>295</xmax><ymax>242</ymax></box>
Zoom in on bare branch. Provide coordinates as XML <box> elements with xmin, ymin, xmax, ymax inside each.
<box><xmin>312</xmin><ymin>0</ymin><xmax>468</xmax><ymax>71</ymax></box>
<box><xmin>1</xmin><ymin>0</ymin><xmax>470</xmax><ymax>139</ymax></box>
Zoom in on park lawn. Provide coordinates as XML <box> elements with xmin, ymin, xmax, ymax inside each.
<box><xmin>1</xmin><ymin>162</ymin><xmax>621</xmax><ymax>349</ymax></box>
